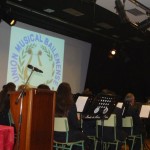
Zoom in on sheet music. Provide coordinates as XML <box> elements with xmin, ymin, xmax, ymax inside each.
<box><xmin>140</xmin><ymin>105</ymin><xmax>150</xmax><ymax>118</ymax></box>
<box><xmin>76</xmin><ymin>96</ymin><xmax>88</xmax><ymax>112</ymax></box>
<box><xmin>116</xmin><ymin>102</ymin><xmax>123</xmax><ymax>108</ymax></box>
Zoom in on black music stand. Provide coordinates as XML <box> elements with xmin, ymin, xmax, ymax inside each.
<box><xmin>81</xmin><ymin>95</ymin><xmax>94</xmax><ymax>114</ymax></box>
<box><xmin>83</xmin><ymin>94</ymin><xmax>117</xmax><ymax>119</ymax></box>
<box><xmin>75</xmin><ymin>95</ymin><xmax>94</xmax><ymax>128</ymax></box>
<box><xmin>122</xmin><ymin>100</ymin><xmax>130</xmax><ymax>118</ymax></box>
<box><xmin>82</xmin><ymin>94</ymin><xmax>118</xmax><ymax>150</ymax></box>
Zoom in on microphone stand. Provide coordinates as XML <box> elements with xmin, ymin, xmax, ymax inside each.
<box><xmin>15</xmin><ymin>68</ymin><xmax>34</xmax><ymax>150</ymax></box>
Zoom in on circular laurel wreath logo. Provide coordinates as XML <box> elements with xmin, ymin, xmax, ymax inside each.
<box><xmin>17</xmin><ymin>43</ymin><xmax>55</xmax><ymax>89</ymax></box>
<box><xmin>41</xmin><ymin>45</ymin><xmax>55</xmax><ymax>85</ymax></box>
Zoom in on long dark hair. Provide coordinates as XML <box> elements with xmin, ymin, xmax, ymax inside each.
<box><xmin>55</xmin><ymin>82</ymin><xmax>73</xmax><ymax>117</ymax></box>
<box><xmin>0</xmin><ymin>85</ymin><xmax>9</xmax><ymax>112</ymax></box>
<box><xmin>0</xmin><ymin>82</ymin><xmax>16</xmax><ymax>112</ymax></box>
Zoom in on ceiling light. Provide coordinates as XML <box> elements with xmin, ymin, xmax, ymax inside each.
<box><xmin>2</xmin><ymin>11</ymin><xmax>16</xmax><ymax>26</ymax></box>
<box><xmin>129</xmin><ymin>36</ymin><xmax>144</xmax><ymax>42</ymax></box>
<box><xmin>0</xmin><ymin>6</ymin><xmax>16</xmax><ymax>26</ymax></box>
<box><xmin>112</xmin><ymin>34</ymin><xmax>120</xmax><ymax>38</ymax></box>
<box><xmin>43</xmin><ymin>8</ymin><xmax>55</xmax><ymax>13</ymax></box>
<box><xmin>110</xmin><ymin>49</ymin><xmax>117</xmax><ymax>55</ymax></box>
<box><xmin>96</xmin><ymin>22</ymin><xmax>114</xmax><ymax>29</ymax></box>
<box><xmin>126</xmin><ymin>8</ymin><xmax>144</xmax><ymax>16</ymax></box>
<box><xmin>63</xmin><ymin>8</ymin><xmax>84</xmax><ymax>16</ymax></box>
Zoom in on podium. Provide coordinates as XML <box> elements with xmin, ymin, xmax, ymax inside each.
<box><xmin>10</xmin><ymin>89</ymin><xmax>56</xmax><ymax>150</ymax></box>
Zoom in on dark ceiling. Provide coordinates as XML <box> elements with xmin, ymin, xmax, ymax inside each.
<box><xmin>1</xmin><ymin>0</ymin><xmax>150</xmax><ymax>48</ymax></box>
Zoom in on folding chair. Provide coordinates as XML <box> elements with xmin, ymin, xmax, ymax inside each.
<box><xmin>122</xmin><ymin>116</ymin><xmax>143</xmax><ymax>150</ymax></box>
<box><xmin>95</xmin><ymin>114</ymin><xmax>127</xmax><ymax>150</ymax></box>
<box><xmin>79</xmin><ymin>114</ymin><xmax>96</xmax><ymax>150</ymax></box>
<box><xmin>53</xmin><ymin>117</ymin><xmax>84</xmax><ymax>150</ymax></box>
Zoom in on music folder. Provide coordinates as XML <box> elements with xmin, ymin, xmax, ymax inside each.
<box><xmin>140</xmin><ymin>105</ymin><xmax>150</xmax><ymax>118</ymax></box>
<box><xmin>75</xmin><ymin>96</ymin><xmax>89</xmax><ymax>113</ymax></box>
<box><xmin>116</xmin><ymin>102</ymin><xmax>123</xmax><ymax>109</ymax></box>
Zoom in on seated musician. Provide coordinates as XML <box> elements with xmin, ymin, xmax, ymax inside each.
<box><xmin>54</xmin><ymin>82</ymin><xmax>92</xmax><ymax>150</ymax></box>
<box><xmin>99</xmin><ymin>89</ymin><xmax>127</xmax><ymax>150</ymax></box>
<box><xmin>82</xmin><ymin>88</ymin><xmax>96</xmax><ymax>137</ymax></box>
<box><xmin>123</xmin><ymin>92</ymin><xmax>146</xmax><ymax>150</ymax></box>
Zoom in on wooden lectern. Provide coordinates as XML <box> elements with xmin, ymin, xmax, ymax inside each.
<box><xmin>10</xmin><ymin>89</ymin><xmax>56</xmax><ymax>150</ymax></box>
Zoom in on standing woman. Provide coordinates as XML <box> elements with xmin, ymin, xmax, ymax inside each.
<box><xmin>0</xmin><ymin>85</ymin><xmax>9</xmax><ymax>125</ymax></box>
<box><xmin>54</xmin><ymin>82</ymin><xmax>90</xmax><ymax>150</ymax></box>
<box><xmin>0</xmin><ymin>82</ymin><xmax>16</xmax><ymax>125</ymax></box>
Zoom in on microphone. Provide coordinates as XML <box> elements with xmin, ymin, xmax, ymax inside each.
<box><xmin>27</xmin><ymin>64</ymin><xmax>43</xmax><ymax>73</ymax></box>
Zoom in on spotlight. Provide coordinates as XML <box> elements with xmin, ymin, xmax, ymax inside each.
<box><xmin>108</xmin><ymin>48</ymin><xmax>117</xmax><ymax>60</ymax></box>
<box><xmin>0</xmin><ymin>5</ymin><xmax>16</xmax><ymax>26</ymax></box>
<box><xmin>110</xmin><ymin>49</ymin><xmax>117</xmax><ymax>55</ymax></box>
<box><xmin>2</xmin><ymin>10</ymin><xmax>16</xmax><ymax>26</ymax></box>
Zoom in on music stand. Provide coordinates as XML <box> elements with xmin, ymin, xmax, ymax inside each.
<box><xmin>75</xmin><ymin>95</ymin><xmax>94</xmax><ymax>128</ymax></box>
<box><xmin>83</xmin><ymin>94</ymin><xmax>117</xmax><ymax>119</ymax></box>
<box><xmin>140</xmin><ymin>105</ymin><xmax>150</xmax><ymax>118</ymax></box>
<box><xmin>122</xmin><ymin>100</ymin><xmax>130</xmax><ymax>118</ymax></box>
<box><xmin>76</xmin><ymin>96</ymin><xmax>89</xmax><ymax>113</ymax></box>
<box><xmin>83</xmin><ymin>94</ymin><xmax>118</xmax><ymax>149</ymax></box>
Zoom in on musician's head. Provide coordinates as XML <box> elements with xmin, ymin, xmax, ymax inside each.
<box><xmin>6</xmin><ymin>82</ymin><xmax>16</xmax><ymax>92</ymax></box>
<box><xmin>100</xmin><ymin>88</ymin><xmax>116</xmax><ymax>96</ymax></box>
<box><xmin>56</xmin><ymin>82</ymin><xmax>73</xmax><ymax>116</ymax></box>
<box><xmin>124</xmin><ymin>92</ymin><xmax>135</xmax><ymax>106</ymax></box>
<box><xmin>37</xmin><ymin>84</ymin><xmax>50</xmax><ymax>90</ymax></box>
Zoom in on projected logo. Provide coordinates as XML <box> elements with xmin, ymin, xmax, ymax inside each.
<box><xmin>7</xmin><ymin>27</ymin><xmax>64</xmax><ymax>90</ymax></box>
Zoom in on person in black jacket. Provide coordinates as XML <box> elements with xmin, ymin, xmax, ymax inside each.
<box><xmin>123</xmin><ymin>92</ymin><xmax>145</xmax><ymax>150</ymax></box>
<box><xmin>97</xmin><ymin>89</ymin><xmax>127</xmax><ymax>150</ymax></box>
<box><xmin>0</xmin><ymin>82</ymin><xmax>16</xmax><ymax>125</ymax></box>
<box><xmin>54</xmin><ymin>82</ymin><xmax>91</xmax><ymax>150</ymax></box>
